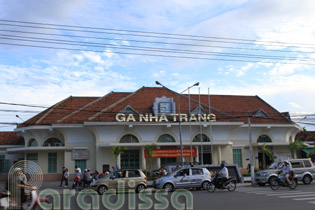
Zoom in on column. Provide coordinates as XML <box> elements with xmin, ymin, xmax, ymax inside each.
<box><xmin>195</xmin><ymin>146</ymin><xmax>199</xmax><ymax>163</ymax></box>
<box><xmin>117</xmin><ymin>154</ymin><xmax>121</xmax><ymax>169</ymax></box>
<box><xmin>157</xmin><ymin>146</ymin><xmax>161</xmax><ymax>168</ymax></box>
<box><xmin>217</xmin><ymin>145</ymin><xmax>221</xmax><ymax>164</ymax></box>
<box><xmin>141</xmin><ymin>147</ymin><xmax>146</xmax><ymax>171</ymax></box>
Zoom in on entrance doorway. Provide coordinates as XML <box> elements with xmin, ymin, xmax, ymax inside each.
<box><xmin>198</xmin><ymin>146</ymin><xmax>212</xmax><ymax>165</ymax></box>
<box><xmin>258</xmin><ymin>152</ymin><xmax>273</xmax><ymax>169</ymax></box>
<box><xmin>121</xmin><ymin>150</ymin><xmax>139</xmax><ymax>169</ymax></box>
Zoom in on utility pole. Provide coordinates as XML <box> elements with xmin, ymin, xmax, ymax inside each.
<box><xmin>248</xmin><ymin>112</ymin><xmax>255</xmax><ymax>185</ymax></box>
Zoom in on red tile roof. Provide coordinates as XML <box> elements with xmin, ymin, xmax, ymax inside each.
<box><xmin>18</xmin><ymin>87</ymin><xmax>293</xmax><ymax>127</ymax></box>
<box><xmin>295</xmin><ymin>131</ymin><xmax>315</xmax><ymax>141</ymax></box>
<box><xmin>0</xmin><ymin>132</ymin><xmax>25</xmax><ymax>145</ymax></box>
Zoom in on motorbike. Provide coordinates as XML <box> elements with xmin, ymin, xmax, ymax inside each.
<box><xmin>269</xmin><ymin>170</ymin><xmax>298</xmax><ymax>191</ymax></box>
<box><xmin>207</xmin><ymin>174</ymin><xmax>237</xmax><ymax>193</ymax></box>
<box><xmin>0</xmin><ymin>187</ymin><xmax>49</xmax><ymax>210</ymax></box>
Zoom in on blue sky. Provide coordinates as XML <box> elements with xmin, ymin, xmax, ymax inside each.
<box><xmin>0</xmin><ymin>0</ymin><xmax>315</xmax><ymax>131</ymax></box>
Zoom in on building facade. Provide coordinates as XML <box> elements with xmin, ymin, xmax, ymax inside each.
<box><xmin>5</xmin><ymin>87</ymin><xmax>301</xmax><ymax>180</ymax></box>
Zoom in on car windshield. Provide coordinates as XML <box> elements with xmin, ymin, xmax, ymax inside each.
<box><xmin>268</xmin><ymin>162</ymin><xmax>281</xmax><ymax>169</ymax></box>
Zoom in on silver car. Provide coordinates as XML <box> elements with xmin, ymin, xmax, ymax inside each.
<box><xmin>255</xmin><ymin>158</ymin><xmax>315</xmax><ymax>186</ymax></box>
<box><xmin>154</xmin><ymin>167</ymin><xmax>211</xmax><ymax>191</ymax></box>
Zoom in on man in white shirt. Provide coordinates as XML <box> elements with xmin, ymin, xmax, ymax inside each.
<box><xmin>280</xmin><ymin>161</ymin><xmax>292</xmax><ymax>184</ymax></box>
<box><xmin>218</xmin><ymin>163</ymin><xmax>229</xmax><ymax>188</ymax></box>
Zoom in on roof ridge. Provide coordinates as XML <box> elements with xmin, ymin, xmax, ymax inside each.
<box><xmin>88</xmin><ymin>87</ymin><xmax>144</xmax><ymax>121</ymax></box>
<box><xmin>57</xmin><ymin>92</ymin><xmax>113</xmax><ymax>123</ymax></box>
<box><xmin>35</xmin><ymin>96</ymin><xmax>72</xmax><ymax>125</ymax></box>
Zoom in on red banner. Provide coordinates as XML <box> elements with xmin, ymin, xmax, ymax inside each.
<box><xmin>145</xmin><ymin>148</ymin><xmax>197</xmax><ymax>158</ymax></box>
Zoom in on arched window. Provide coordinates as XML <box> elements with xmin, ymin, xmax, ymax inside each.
<box><xmin>43</xmin><ymin>138</ymin><xmax>64</xmax><ymax>146</ymax></box>
<box><xmin>193</xmin><ymin>134</ymin><xmax>210</xmax><ymax>142</ymax></box>
<box><xmin>257</xmin><ymin>135</ymin><xmax>272</xmax><ymax>143</ymax></box>
<box><xmin>157</xmin><ymin>134</ymin><xmax>176</xmax><ymax>143</ymax></box>
<box><xmin>28</xmin><ymin>139</ymin><xmax>38</xmax><ymax>147</ymax></box>
<box><xmin>120</xmin><ymin>134</ymin><xmax>139</xmax><ymax>143</ymax></box>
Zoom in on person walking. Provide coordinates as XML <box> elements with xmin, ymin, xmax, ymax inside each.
<box><xmin>59</xmin><ymin>167</ymin><xmax>66</xmax><ymax>187</ymax></box>
<box><xmin>64</xmin><ymin>168</ymin><xmax>69</xmax><ymax>187</ymax></box>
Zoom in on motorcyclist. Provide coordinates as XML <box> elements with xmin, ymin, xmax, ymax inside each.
<box><xmin>217</xmin><ymin>163</ymin><xmax>229</xmax><ymax>188</ymax></box>
<box><xmin>280</xmin><ymin>160</ymin><xmax>292</xmax><ymax>184</ymax></box>
<box><xmin>9</xmin><ymin>168</ymin><xmax>35</xmax><ymax>209</ymax></box>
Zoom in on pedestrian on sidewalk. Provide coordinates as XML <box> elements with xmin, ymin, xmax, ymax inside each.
<box><xmin>64</xmin><ymin>168</ymin><xmax>69</xmax><ymax>187</ymax></box>
<box><xmin>59</xmin><ymin>167</ymin><xmax>66</xmax><ymax>187</ymax></box>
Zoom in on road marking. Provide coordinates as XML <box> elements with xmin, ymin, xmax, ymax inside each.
<box><xmin>279</xmin><ymin>194</ymin><xmax>315</xmax><ymax>198</ymax></box>
<box><xmin>293</xmin><ymin>197</ymin><xmax>315</xmax><ymax>201</ymax></box>
<box><xmin>266</xmin><ymin>191</ymin><xmax>314</xmax><ymax>196</ymax></box>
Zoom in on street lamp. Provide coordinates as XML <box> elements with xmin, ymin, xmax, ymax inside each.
<box><xmin>155</xmin><ymin>81</ymin><xmax>199</xmax><ymax>167</ymax></box>
<box><xmin>16</xmin><ymin>115</ymin><xmax>24</xmax><ymax>122</ymax></box>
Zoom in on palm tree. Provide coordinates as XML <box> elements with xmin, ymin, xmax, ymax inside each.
<box><xmin>261</xmin><ymin>144</ymin><xmax>274</xmax><ymax>169</ymax></box>
<box><xmin>144</xmin><ymin>144</ymin><xmax>156</xmax><ymax>176</ymax></box>
<box><xmin>112</xmin><ymin>146</ymin><xmax>127</xmax><ymax>168</ymax></box>
<box><xmin>289</xmin><ymin>139</ymin><xmax>307</xmax><ymax>159</ymax></box>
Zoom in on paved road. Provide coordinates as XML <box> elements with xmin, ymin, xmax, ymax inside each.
<box><xmin>2</xmin><ymin>181</ymin><xmax>315</xmax><ymax>209</ymax></box>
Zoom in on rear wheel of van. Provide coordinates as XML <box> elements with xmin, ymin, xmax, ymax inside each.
<box><xmin>163</xmin><ymin>183</ymin><xmax>174</xmax><ymax>192</ymax></box>
<box><xmin>97</xmin><ymin>185</ymin><xmax>107</xmax><ymax>195</ymax></box>
<box><xmin>202</xmin><ymin>181</ymin><xmax>211</xmax><ymax>190</ymax></box>
<box><xmin>302</xmin><ymin>175</ymin><xmax>312</xmax><ymax>185</ymax></box>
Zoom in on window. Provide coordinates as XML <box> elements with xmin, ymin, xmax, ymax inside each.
<box><xmin>303</xmin><ymin>160</ymin><xmax>312</xmax><ymax>168</ymax></box>
<box><xmin>192</xmin><ymin>168</ymin><xmax>203</xmax><ymax>175</ymax></box>
<box><xmin>27</xmin><ymin>153</ymin><xmax>38</xmax><ymax>161</ymax></box>
<box><xmin>75</xmin><ymin>160</ymin><xmax>86</xmax><ymax>171</ymax></box>
<box><xmin>176</xmin><ymin>169</ymin><xmax>189</xmax><ymax>176</ymax></box>
<box><xmin>290</xmin><ymin>161</ymin><xmax>303</xmax><ymax>168</ymax></box>
<box><xmin>257</xmin><ymin>135</ymin><xmax>272</xmax><ymax>143</ymax></box>
<box><xmin>233</xmin><ymin>149</ymin><xmax>243</xmax><ymax>168</ymax></box>
<box><xmin>48</xmin><ymin>153</ymin><xmax>57</xmax><ymax>173</ymax></box>
<box><xmin>127</xmin><ymin>170</ymin><xmax>141</xmax><ymax>178</ymax></box>
<box><xmin>28</xmin><ymin>139</ymin><xmax>38</xmax><ymax>147</ymax></box>
<box><xmin>44</xmin><ymin>138</ymin><xmax>63</xmax><ymax>147</ymax></box>
<box><xmin>0</xmin><ymin>155</ymin><xmax>8</xmax><ymax>173</ymax></box>
<box><xmin>193</xmin><ymin>134</ymin><xmax>210</xmax><ymax>142</ymax></box>
<box><xmin>120</xmin><ymin>134</ymin><xmax>139</xmax><ymax>143</ymax></box>
<box><xmin>157</xmin><ymin>134</ymin><xmax>175</xmax><ymax>143</ymax></box>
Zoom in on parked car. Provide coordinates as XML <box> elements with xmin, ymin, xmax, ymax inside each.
<box><xmin>91</xmin><ymin>169</ymin><xmax>148</xmax><ymax>194</ymax></box>
<box><xmin>153</xmin><ymin>167</ymin><xmax>211</xmax><ymax>192</ymax></box>
<box><xmin>255</xmin><ymin>158</ymin><xmax>315</xmax><ymax>186</ymax></box>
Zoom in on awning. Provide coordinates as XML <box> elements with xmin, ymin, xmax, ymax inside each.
<box><xmin>302</xmin><ymin>148</ymin><xmax>315</xmax><ymax>154</ymax></box>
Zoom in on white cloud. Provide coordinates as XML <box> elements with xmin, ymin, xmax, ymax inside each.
<box><xmin>289</xmin><ymin>102</ymin><xmax>302</xmax><ymax>109</ymax></box>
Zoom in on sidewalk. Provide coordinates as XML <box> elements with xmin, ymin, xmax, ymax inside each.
<box><xmin>0</xmin><ymin>180</ymin><xmax>253</xmax><ymax>193</ymax></box>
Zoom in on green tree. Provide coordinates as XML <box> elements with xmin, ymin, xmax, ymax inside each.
<box><xmin>261</xmin><ymin>144</ymin><xmax>274</xmax><ymax>169</ymax></box>
<box><xmin>144</xmin><ymin>144</ymin><xmax>156</xmax><ymax>176</ymax></box>
<box><xmin>289</xmin><ymin>139</ymin><xmax>307</xmax><ymax>159</ymax></box>
<box><xmin>112</xmin><ymin>146</ymin><xmax>127</xmax><ymax>167</ymax></box>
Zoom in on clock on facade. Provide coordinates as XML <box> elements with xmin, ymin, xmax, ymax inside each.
<box><xmin>159</xmin><ymin>102</ymin><xmax>171</xmax><ymax>113</ymax></box>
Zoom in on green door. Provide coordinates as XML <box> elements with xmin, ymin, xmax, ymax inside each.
<box><xmin>121</xmin><ymin>150</ymin><xmax>139</xmax><ymax>169</ymax></box>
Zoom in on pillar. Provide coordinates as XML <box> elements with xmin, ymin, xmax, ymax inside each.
<box><xmin>141</xmin><ymin>147</ymin><xmax>146</xmax><ymax>171</ymax></box>
<box><xmin>195</xmin><ymin>146</ymin><xmax>199</xmax><ymax>163</ymax></box>
<box><xmin>157</xmin><ymin>146</ymin><xmax>161</xmax><ymax>168</ymax></box>
<box><xmin>217</xmin><ymin>145</ymin><xmax>221</xmax><ymax>164</ymax></box>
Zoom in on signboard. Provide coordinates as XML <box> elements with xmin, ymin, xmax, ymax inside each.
<box><xmin>144</xmin><ymin>148</ymin><xmax>197</xmax><ymax>158</ymax></box>
<box><xmin>72</xmin><ymin>150</ymin><xmax>89</xmax><ymax>160</ymax></box>
<box><xmin>115</xmin><ymin>113</ymin><xmax>216</xmax><ymax>122</ymax></box>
